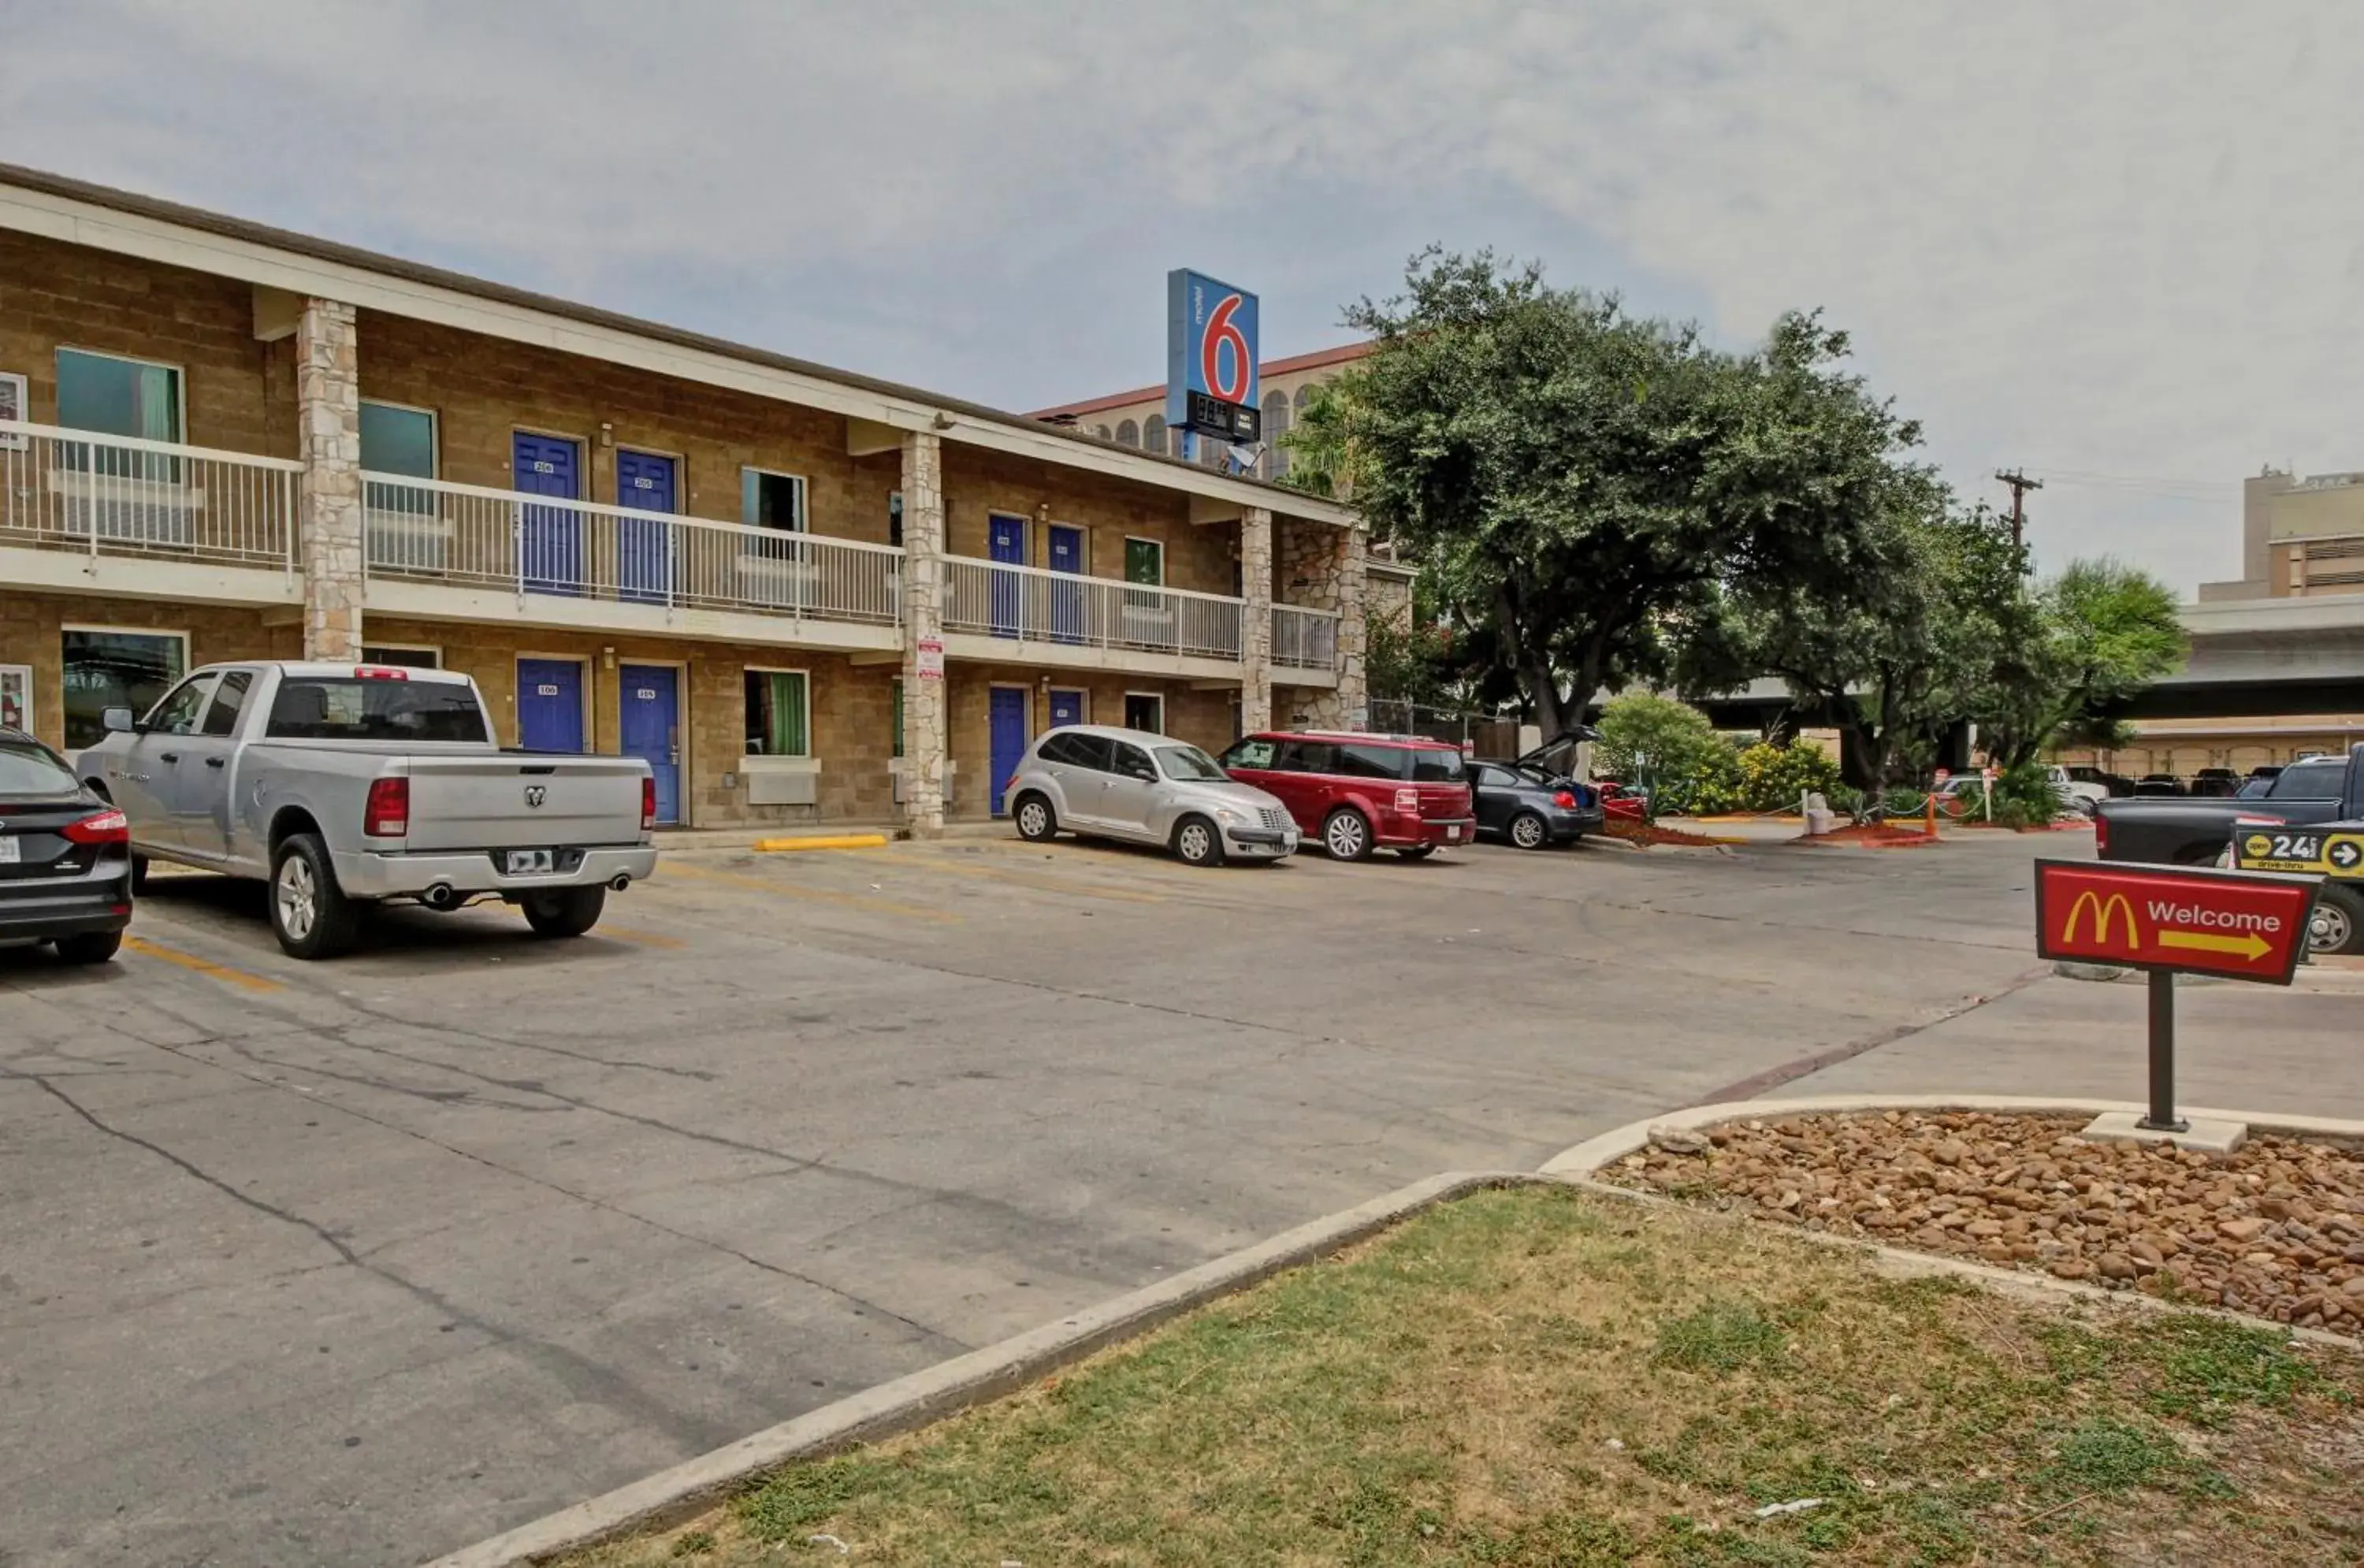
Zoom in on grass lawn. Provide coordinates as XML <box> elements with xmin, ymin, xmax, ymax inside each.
<box><xmin>574</xmin><ymin>1186</ymin><xmax>2363</xmax><ymax>1566</ymax></box>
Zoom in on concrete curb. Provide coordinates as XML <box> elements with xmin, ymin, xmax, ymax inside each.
<box><xmin>421</xmin><ymin>1170</ymin><xmax>1531</xmax><ymax>1568</ymax></box>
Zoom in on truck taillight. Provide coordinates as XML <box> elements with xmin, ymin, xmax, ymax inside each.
<box><xmin>641</xmin><ymin>776</ymin><xmax>656</xmax><ymax>831</ymax></box>
<box><xmin>364</xmin><ymin>777</ymin><xmax>410</xmax><ymax>838</ymax></box>
<box><xmin>61</xmin><ymin>807</ymin><xmax>129</xmax><ymax>845</ymax></box>
<box><xmin>2094</xmin><ymin>813</ymin><xmax>2108</xmax><ymax>854</ymax></box>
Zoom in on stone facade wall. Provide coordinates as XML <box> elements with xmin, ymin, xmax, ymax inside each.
<box><xmin>1238</xmin><ymin>507</ymin><xmax>1273</xmax><ymax>734</ymax></box>
<box><xmin>1274</xmin><ymin>515</ymin><xmax>1370</xmax><ymax>728</ymax></box>
<box><xmin>296</xmin><ymin>299</ymin><xmax>362</xmax><ymax>660</ymax></box>
<box><xmin>898</xmin><ymin>431</ymin><xmax>948</xmax><ymax>836</ymax></box>
<box><xmin>0</xmin><ymin>230</ymin><xmax>296</xmax><ymax>457</ymax></box>
<box><xmin>941</xmin><ymin>447</ymin><xmax>1234</xmax><ymax>597</ymax></box>
<box><xmin>1365</xmin><ymin>567</ymin><xmax>1414</xmax><ymax>641</ymax></box>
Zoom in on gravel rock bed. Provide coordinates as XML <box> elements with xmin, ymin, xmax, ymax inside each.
<box><xmin>1611</xmin><ymin>1110</ymin><xmax>2364</xmax><ymax>1332</ymax></box>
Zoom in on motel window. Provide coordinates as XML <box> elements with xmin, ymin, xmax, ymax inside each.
<box><xmin>360</xmin><ymin>645</ymin><xmax>441</xmax><ymax>669</ymax></box>
<box><xmin>360</xmin><ymin>401</ymin><xmax>438</xmax><ymax>516</ymax></box>
<box><xmin>56</xmin><ymin>348</ymin><xmax>182</xmax><ymax>445</ymax></box>
<box><xmin>1095</xmin><ymin>424</ymin><xmax>1112</xmax><ymax>440</ymax></box>
<box><xmin>888</xmin><ymin>491</ymin><xmax>904</xmax><ymax>548</ymax></box>
<box><xmin>1142</xmin><ymin>414</ymin><xmax>1165</xmax><ymax>456</ymax></box>
<box><xmin>1124</xmin><ymin>537</ymin><xmax>1164</xmax><ymax>587</ymax></box>
<box><xmin>61</xmin><ymin>628</ymin><xmax>186</xmax><ymax>749</ymax></box>
<box><xmin>1262</xmin><ymin>390</ymin><xmax>1291</xmax><ymax>478</ymax></box>
<box><xmin>359</xmin><ymin>402</ymin><xmax>437</xmax><ymax>478</ymax></box>
<box><xmin>1124</xmin><ymin>693</ymin><xmax>1164</xmax><ymax>734</ymax></box>
<box><xmin>742</xmin><ymin>468</ymin><xmax>807</xmax><ymax>532</ymax></box>
<box><xmin>745</xmin><ymin>670</ymin><xmax>810</xmax><ymax>756</ymax></box>
<box><xmin>1115</xmin><ymin>419</ymin><xmax>1139</xmax><ymax>448</ymax></box>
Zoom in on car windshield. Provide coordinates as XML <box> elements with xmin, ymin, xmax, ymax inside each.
<box><xmin>1156</xmin><ymin>744</ymin><xmax>1227</xmax><ymax>782</ymax></box>
<box><xmin>0</xmin><ymin>741</ymin><xmax>79</xmax><ymax>799</ymax></box>
<box><xmin>266</xmin><ymin>678</ymin><xmax>490</xmax><ymax>743</ymax></box>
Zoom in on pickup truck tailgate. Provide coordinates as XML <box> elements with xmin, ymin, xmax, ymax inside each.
<box><xmin>399</xmin><ymin>754</ymin><xmax>648</xmax><ymax>851</ymax></box>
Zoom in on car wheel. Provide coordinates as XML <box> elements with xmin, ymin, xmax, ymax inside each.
<box><xmin>53</xmin><ymin>930</ymin><xmax>122</xmax><ymax>965</ymax></box>
<box><xmin>2312</xmin><ymin>884</ymin><xmax>2364</xmax><ymax>956</ymax></box>
<box><xmin>269</xmin><ymin>833</ymin><xmax>358</xmax><ymax>960</ymax></box>
<box><xmin>522</xmin><ymin>886</ymin><xmax>607</xmax><ymax>938</ymax></box>
<box><xmin>1322</xmin><ymin>808</ymin><xmax>1373</xmax><ymax>861</ymax></box>
<box><xmin>1508</xmin><ymin>812</ymin><xmax>1550</xmax><ymax>851</ymax></box>
<box><xmin>1013</xmin><ymin>793</ymin><xmax>1057</xmax><ymax>843</ymax></box>
<box><xmin>1171</xmin><ymin>815</ymin><xmax>1225</xmax><ymax>868</ymax></box>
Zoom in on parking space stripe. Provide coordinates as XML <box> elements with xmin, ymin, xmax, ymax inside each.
<box><xmin>658</xmin><ymin>860</ymin><xmax>960</xmax><ymax>923</ymax></box>
<box><xmin>122</xmin><ymin>934</ymin><xmax>287</xmax><ymax>993</ymax></box>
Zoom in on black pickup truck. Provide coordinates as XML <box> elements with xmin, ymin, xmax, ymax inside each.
<box><xmin>2095</xmin><ymin>744</ymin><xmax>2364</xmax><ymax>865</ymax></box>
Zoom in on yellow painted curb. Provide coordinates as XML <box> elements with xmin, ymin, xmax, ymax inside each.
<box><xmin>753</xmin><ymin>833</ymin><xmax>890</xmax><ymax>853</ymax></box>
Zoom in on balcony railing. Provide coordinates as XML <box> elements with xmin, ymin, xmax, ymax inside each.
<box><xmin>0</xmin><ymin>419</ymin><xmax>301</xmax><ymax>571</ymax></box>
<box><xmin>1272</xmin><ymin>604</ymin><xmax>1340</xmax><ymax>671</ymax></box>
<box><xmin>943</xmin><ymin>555</ymin><xmax>1243</xmax><ymax>660</ymax></box>
<box><xmin>361</xmin><ymin>473</ymin><xmax>902</xmax><ymax>626</ymax></box>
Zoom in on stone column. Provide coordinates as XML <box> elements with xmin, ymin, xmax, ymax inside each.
<box><xmin>296</xmin><ymin>298</ymin><xmax>363</xmax><ymax>660</ymax></box>
<box><xmin>1335</xmin><ymin>522</ymin><xmax>1370</xmax><ymax>730</ymax></box>
<box><xmin>899</xmin><ymin>431</ymin><xmax>949</xmax><ymax>838</ymax></box>
<box><xmin>1238</xmin><ymin>506</ymin><xmax>1273</xmax><ymax>735</ymax></box>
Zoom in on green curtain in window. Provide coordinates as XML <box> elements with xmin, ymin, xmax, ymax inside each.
<box><xmin>136</xmin><ymin>365</ymin><xmax>177</xmax><ymax>443</ymax></box>
<box><xmin>1124</xmin><ymin>538</ymin><xmax>1162</xmax><ymax>585</ymax></box>
<box><xmin>764</xmin><ymin>673</ymin><xmax>808</xmax><ymax>756</ymax></box>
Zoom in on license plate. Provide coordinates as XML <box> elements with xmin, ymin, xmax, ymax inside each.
<box><xmin>1445</xmin><ymin>825</ymin><xmax>1461</xmax><ymax>842</ymax></box>
<box><xmin>0</xmin><ymin>838</ymin><xmax>18</xmax><ymax>864</ymax></box>
<box><xmin>504</xmin><ymin>849</ymin><xmax>556</xmax><ymax>875</ymax></box>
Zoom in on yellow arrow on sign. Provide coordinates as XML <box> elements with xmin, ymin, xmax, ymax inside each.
<box><xmin>2157</xmin><ymin>929</ymin><xmax>2271</xmax><ymax>961</ymax></box>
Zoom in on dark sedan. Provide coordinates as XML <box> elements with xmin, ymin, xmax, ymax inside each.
<box><xmin>0</xmin><ymin>727</ymin><xmax>133</xmax><ymax>964</ymax></box>
<box><xmin>1467</xmin><ymin>759</ymin><xmax>1604</xmax><ymax>849</ymax></box>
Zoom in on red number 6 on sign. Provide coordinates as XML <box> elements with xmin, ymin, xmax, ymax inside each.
<box><xmin>1201</xmin><ymin>295</ymin><xmax>1251</xmax><ymax>403</ymax></box>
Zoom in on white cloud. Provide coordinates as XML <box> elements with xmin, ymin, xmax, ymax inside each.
<box><xmin>5</xmin><ymin>0</ymin><xmax>2351</xmax><ymax>590</ymax></box>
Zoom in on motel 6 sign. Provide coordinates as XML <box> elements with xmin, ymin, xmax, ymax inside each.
<box><xmin>2034</xmin><ymin>860</ymin><xmax>2319</xmax><ymax>986</ymax></box>
<box><xmin>1167</xmin><ymin>269</ymin><xmax>1261</xmax><ymax>444</ymax></box>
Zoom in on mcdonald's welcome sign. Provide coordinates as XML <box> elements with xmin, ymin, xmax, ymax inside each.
<box><xmin>2035</xmin><ymin>860</ymin><xmax>2318</xmax><ymax>984</ymax></box>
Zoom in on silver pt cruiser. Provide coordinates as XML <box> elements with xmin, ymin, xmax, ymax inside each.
<box><xmin>1007</xmin><ymin>724</ymin><xmax>1299</xmax><ymax>866</ymax></box>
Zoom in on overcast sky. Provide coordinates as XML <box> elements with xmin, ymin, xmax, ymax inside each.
<box><xmin>8</xmin><ymin>0</ymin><xmax>2357</xmax><ymax>594</ymax></box>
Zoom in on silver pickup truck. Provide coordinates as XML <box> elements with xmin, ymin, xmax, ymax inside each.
<box><xmin>79</xmin><ymin>661</ymin><xmax>657</xmax><ymax>959</ymax></box>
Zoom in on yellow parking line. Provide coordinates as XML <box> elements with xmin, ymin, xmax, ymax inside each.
<box><xmin>597</xmin><ymin>924</ymin><xmax>688</xmax><ymax>949</ymax></box>
<box><xmin>123</xmin><ymin>934</ymin><xmax>286</xmax><ymax>993</ymax></box>
<box><xmin>659</xmin><ymin>860</ymin><xmax>959</xmax><ymax>923</ymax></box>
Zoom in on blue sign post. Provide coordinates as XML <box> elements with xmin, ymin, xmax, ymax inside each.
<box><xmin>1166</xmin><ymin>269</ymin><xmax>1260</xmax><ymax>466</ymax></box>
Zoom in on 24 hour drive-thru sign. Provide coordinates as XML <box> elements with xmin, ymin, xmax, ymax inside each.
<box><xmin>2033</xmin><ymin>859</ymin><xmax>2321</xmax><ymax>1134</ymax></box>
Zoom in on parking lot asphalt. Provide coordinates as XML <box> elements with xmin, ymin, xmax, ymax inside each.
<box><xmin>2</xmin><ymin>827</ymin><xmax>2351</xmax><ymax>1564</ymax></box>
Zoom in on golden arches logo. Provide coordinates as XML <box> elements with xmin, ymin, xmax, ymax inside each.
<box><xmin>2063</xmin><ymin>890</ymin><xmax>2139</xmax><ymax>949</ymax></box>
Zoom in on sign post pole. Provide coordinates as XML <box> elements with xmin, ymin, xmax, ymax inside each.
<box><xmin>2139</xmin><ymin>969</ymin><xmax>2186</xmax><ymax>1134</ymax></box>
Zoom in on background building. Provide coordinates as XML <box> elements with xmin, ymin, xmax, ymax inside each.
<box><xmin>1031</xmin><ymin>341</ymin><xmax>1370</xmax><ymax>481</ymax></box>
<box><xmin>0</xmin><ymin>164</ymin><xmax>1373</xmax><ymax>831</ymax></box>
<box><xmin>2202</xmin><ymin>467</ymin><xmax>2364</xmax><ymax>602</ymax></box>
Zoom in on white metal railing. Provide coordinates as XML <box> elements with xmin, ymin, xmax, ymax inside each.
<box><xmin>943</xmin><ymin>555</ymin><xmax>1243</xmax><ymax>660</ymax></box>
<box><xmin>360</xmin><ymin>472</ymin><xmax>903</xmax><ymax>626</ymax></box>
<box><xmin>0</xmin><ymin>418</ymin><xmax>301</xmax><ymax>571</ymax></box>
<box><xmin>1272</xmin><ymin>604</ymin><xmax>1340</xmax><ymax>671</ymax></box>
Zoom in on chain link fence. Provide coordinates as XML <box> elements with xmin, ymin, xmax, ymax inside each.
<box><xmin>1367</xmin><ymin>699</ymin><xmax>1522</xmax><ymax>759</ymax></box>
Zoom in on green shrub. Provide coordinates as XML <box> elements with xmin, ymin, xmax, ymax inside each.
<box><xmin>1881</xmin><ymin>786</ymin><xmax>1927</xmax><ymax>818</ymax></box>
<box><xmin>1734</xmin><ymin>741</ymin><xmax>1842</xmax><ymax>812</ymax></box>
<box><xmin>1596</xmin><ymin>693</ymin><xmax>1742</xmax><ymax>816</ymax></box>
<box><xmin>1990</xmin><ymin>761</ymin><xmax>2065</xmax><ymax>824</ymax></box>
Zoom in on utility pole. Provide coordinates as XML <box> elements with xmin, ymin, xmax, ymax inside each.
<box><xmin>1995</xmin><ymin>469</ymin><xmax>2043</xmax><ymax>561</ymax></box>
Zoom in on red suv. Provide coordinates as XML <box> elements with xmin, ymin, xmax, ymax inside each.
<box><xmin>1217</xmin><ymin>731</ymin><xmax>1478</xmax><ymax>860</ymax></box>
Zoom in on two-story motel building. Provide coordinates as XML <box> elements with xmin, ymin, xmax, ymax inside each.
<box><xmin>0</xmin><ymin>165</ymin><xmax>1370</xmax><ymax>831</ymax></box>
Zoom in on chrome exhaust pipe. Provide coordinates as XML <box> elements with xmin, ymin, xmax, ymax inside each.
<box><xmin>422</xmin><ymin>882</ymin><xmax>459</xmax><ymax>910</ymax></box>
<box><xmin>608</xmin><ymin>873</ymin><xmax>631</xmax><ymax>892</ymax></box>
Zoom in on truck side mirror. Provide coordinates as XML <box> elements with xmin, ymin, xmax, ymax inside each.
<box><xmin>101</xmin><ymin>708</ymin><xmax>136</xmax><ymax>734</ymax></box>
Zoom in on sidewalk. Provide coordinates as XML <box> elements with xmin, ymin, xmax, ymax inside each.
<box><xmin>651</xmin><ymin>820</ymin><xmax>1009</xmax><ymax>853</ymax></box>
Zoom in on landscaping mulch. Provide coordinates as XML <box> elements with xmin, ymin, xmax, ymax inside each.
<box><xmin>1605</xmin><ymin>819</ymin><xmax>1744</xmax><ymax>848</ymax></box>
<box><xmin>569</xmin><ymin>1185</ymin><xmax>2364</xmax><ymax>1568</ymax></box>
<box><xmin>1613</xmin><ymin>1110</ymin><xmax>2364</xmax><ymax>1332</ymax></box>
<box><xmin>1801</xmin><ymin>822</ymin><xmax>1942</xmax><ymax>848</ymax></box>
